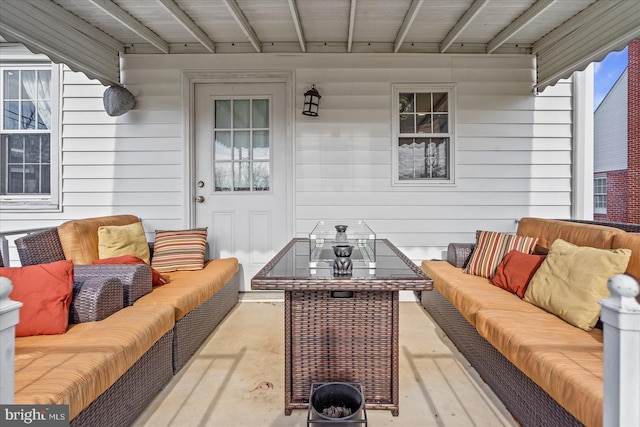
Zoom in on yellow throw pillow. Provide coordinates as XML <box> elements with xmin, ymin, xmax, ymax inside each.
<box><xmin>98</xmin><ymin>221</ymin><xmax>151</xmax><ymax>264</ymax></box>
<box><xmin>523</xmin><ymin>239</ymin><xmax>631</xmax><ymax>331</ymax></box>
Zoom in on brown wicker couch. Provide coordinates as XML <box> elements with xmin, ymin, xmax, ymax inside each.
<box><xmin>11</xmin><ymin>214</ymin><xmax>240</xmax><ymax>427</ymax></box>
<box><xmin>420</xmin><ymin>218</ymin><xmax>640</xmax><ymax>427</ymax></box>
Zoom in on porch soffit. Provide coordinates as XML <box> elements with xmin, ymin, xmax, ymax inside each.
<box><xmin>0</xmin><ymin>0</ymin><xmax>637</xmax><ymax>90</ymax></box>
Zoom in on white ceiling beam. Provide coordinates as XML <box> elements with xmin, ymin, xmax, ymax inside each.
<box><xmin>222</xmin><ymin>0</ymin><xmax>262</xmax><ymax>53</ymax></box>
<box><xmin>88</xmin><ymin>0</ymin><xmax>170</xmax><ymax>54</ymax></box>
<box><xmin>25</xmin><ymin>0</ymin><xmax>124</xmax><ymax>53</ymax></box>
<box><xmin>347</xmin><ymin>0</ymin><xmax>357</xmax><ymax>53</ymax></box>
<box><xmin>440</xmin><ymin>0</ymin><xmax>489</xmax><ymax>53</ymax></box>
<box><xmin>287</xmin><ymin>0</ymin><xmax>306</xmax><ymax>53</ymax></box>
<box><xmin>157</xmin><ymin>0</ymin><xmax>215</xmax><ymax>53</ymax></box>
<box><xmin>486</xmin><ymin>0</ymin><xmax>556</xmax><ymax>54</ymax></box>
<box><xmin>394</xmin><ymin>0</ymin><xmax>424</xmax><ymax>53</ymax></box>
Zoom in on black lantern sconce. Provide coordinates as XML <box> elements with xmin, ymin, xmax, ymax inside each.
<box><xmin>302</xmin><ymin>84</ymin><xmax>321</xmax><ymax>117</ymax></box>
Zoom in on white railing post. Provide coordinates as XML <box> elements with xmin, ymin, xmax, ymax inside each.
<box><xmin>599</xmin><ymin>274</ymin><xmax>640</xmax><ymax>427</ymax></box>
<box><xmin>0</xmin><ymin>276</ymin><xmax>22</xmax><ymax>404</ymax></box>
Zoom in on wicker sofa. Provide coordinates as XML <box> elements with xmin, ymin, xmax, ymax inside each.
<box><xmin>420</xmin><ymin>217</ymin><xmax>640</xmax><ymax>427</ymax></box>
<box><xmin>10</xmin><ymin>214</ymin><xmax>240</xmax><ymax>426</ymax></box>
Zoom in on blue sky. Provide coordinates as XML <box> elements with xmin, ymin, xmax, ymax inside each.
<box><xmin>594</xmin><ymin>47</ymin><xmax>628</xmax><ymax>110</ymax></box>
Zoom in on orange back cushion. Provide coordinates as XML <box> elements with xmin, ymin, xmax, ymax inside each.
<box><xmin>57</xmin><ymin>215</ymin><xmax>140</xmax><ymax>264</ymax></box>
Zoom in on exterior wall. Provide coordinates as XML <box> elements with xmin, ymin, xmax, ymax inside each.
<box><xmin>594</xmin><ymin>69</ymin><xmax>628</xmax><ymax>173</ymax></box>
<box><xmin>594</xmin><ymin>169</ymin><xmax>628</xmax><ymax>222</ymax></box>
<box><xmin>628</xmin><ymin>40</ymin><xmax>640</xmax><ymax>224</ymax></box>
<box><xmin>1</xmin><ymin>53</ymin><xmax>575</xmax><ymax>264</ymax></box>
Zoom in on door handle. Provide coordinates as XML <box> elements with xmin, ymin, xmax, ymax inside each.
<box><xmin>195</xmin><ymin>195</ymin><xmax>205</xmax><ymax>203</ymax></box>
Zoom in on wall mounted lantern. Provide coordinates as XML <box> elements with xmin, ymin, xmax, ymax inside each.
<box><xmin>302</xmin><ymin>84</ymin><xmax>321</xmax><ymax>117</ymax></box>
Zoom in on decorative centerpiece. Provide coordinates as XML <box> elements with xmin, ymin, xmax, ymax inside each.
<box><xmin>335</xmin><ymin>225</ymin><xmax>348</xmax><ymax>242</ymax></box>
<box><xmin>333</xmin><ymin>245</ymin><xmax>354</xmax><ymax>276</ymax></box>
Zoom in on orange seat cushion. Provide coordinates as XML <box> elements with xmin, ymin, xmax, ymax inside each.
<box><xmin>134</xmin><ymin>257</ymin><xmax>239</xmax><ymax>320</ymax></box>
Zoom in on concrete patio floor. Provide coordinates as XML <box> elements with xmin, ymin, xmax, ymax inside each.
<box><xmin>133</xmin><ymin>297</ymin><xmax>517</xmax><ymax>427</ymax></box>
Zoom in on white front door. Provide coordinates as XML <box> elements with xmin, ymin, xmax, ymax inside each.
<box><xmin>194</xmin><ymin>82</ymin><xmax>291</xmax><ymax>291</ymax></box>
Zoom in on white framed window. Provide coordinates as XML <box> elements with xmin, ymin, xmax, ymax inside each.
<box><xmin>594</xmin><ymin>175</ymin><xmax>607</xmax><ymax>214</ymax></box>
<box><xmin>1</xmin><ymin>63</ymin><xmax>60</xmax><ymax>210</ymax></box>
<box><xmin>392</xmin><ymin>84</ymin><xmax>455</xmax><ymax>185</ymax></box>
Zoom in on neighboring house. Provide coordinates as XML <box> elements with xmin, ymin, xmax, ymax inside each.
<box><xmin>594</xmin><ymin>39</ymin><xmax>640</xmax><ymax>224</ymax></box>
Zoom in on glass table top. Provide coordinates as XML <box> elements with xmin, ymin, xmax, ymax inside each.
<box><xmin>252</xmin><ymin>239</ymin><xmax>432</xmax><ymax>290</ymax></box>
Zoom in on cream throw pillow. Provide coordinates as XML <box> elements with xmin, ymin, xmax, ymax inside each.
<box><xmin>524</xmin><ymin>239</ymin><xmax>631</xmax><ymax>331</ymax></box>
<box><xmin>98</xmin><ymin>221</ymin><xmax>151</xmax><ymax>264</ymax></box>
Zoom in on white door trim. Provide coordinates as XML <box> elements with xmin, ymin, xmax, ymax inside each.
<box><xmin>182</xmin><ymin>70</ymin><xmax>294</xmax><ymax>239</ymax></box>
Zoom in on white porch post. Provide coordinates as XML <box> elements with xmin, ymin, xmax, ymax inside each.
<box><xmin>599</xmin><ymin>274</ymin><xmax>640</xmax><ymax>427</ymax></box>
<box><xmin>0</xmin><ymin>276</ymin><xmax>22</xmax><ymax>404</ymax></box>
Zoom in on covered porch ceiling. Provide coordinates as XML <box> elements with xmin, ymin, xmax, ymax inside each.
<box><xmin>1</xmin><ymin>0</ymin><xmax>639</xmax><ymax>91</ymax></box>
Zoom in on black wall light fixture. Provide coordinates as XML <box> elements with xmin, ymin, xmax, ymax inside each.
<box><xmin>302</xmin><ymin>84</ymin><xmax>321</xmax><ymax>116</ymax></box>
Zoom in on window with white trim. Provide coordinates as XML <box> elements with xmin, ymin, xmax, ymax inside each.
<box><xmin>392</xmin><ymin>84</ymin><xmax>455</xmax><ymax>185</ymax></box>
<box><xmin>594</xmin><ymin>175</ymin><xmax>607</xmax><ymax>213</ymax></box>
<box><xmin>1</xmin><ymin>64</ymin><xmax>60</xmax><ymax>210</ymax></box>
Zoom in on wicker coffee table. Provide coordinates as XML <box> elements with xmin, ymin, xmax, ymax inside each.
<box><xmin>251</xmin><ymin>238</ymin><xmax>433</xmax><ymax>416</ymax></box>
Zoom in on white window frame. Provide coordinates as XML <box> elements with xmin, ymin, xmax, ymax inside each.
<box><xmin>594</xmin><ymin>175</ymin><xmax>607</xmax><ymax>214</ymax></box>
<box><xmin>392</xmin><ymin>83</ymin><xmax>456</xmax><ymax>186</ymax></box>
<box><xmin>0</xmin><ymin>62</ymin><xmax>61</xmax><ymax>211</ymax></box>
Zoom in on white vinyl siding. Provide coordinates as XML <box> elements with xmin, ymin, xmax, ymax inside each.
<box><xmin>594</xmin><ymin>69</ymin><xmax>627</xmax><ymax>173</ymax></box>
<box><xmin>0</xmin><ymin>53</ymin><xmax>574</xmax><ymax>266</ymax></box>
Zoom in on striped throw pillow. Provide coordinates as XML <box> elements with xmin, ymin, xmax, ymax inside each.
<box><xmin>151</xmin><ymin>228</ymin><xmax>207</xmax><ymax>273</ymax></box>
<box><xmin>463</xmin><ymin>230</ymin><xmax>538</xmax><ymax>279</ymax></box>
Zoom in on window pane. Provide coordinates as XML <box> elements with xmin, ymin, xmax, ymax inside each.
<box><xmin>253</xmin><ymin>130</ymin><xmax>269</xmax><ymax>160</ymax></box>
<box><xmin>400</xmin><ymin>114</ymin><xmax>415</xmax><ymax>133</ymax></box>
<box><xmin>37</xmin><ymin>70</ymin><xmax>51</xmax><ymax>100</ymax></box>
<box><xmin>215</xmin><ymin>100</ymin><xmax>231</xmax><ymax>128</ymax></box>
<box><xmin>4</xmin><ymin>70</ymin><xmax>19</xmax><ymax>99</ymax></box>
<box><xmin>424</xmin><ymin>138</ymin><xmax>449</xmax><ymax>179</ymax></box>
<box><xmin>41</xmin><ymin>164</ymin><xmax>50</xmax><ymax>193</ymax></box>
<box><xmin>433</xmin><ymin>114</ymin><xmax>448</xmax><ymax>133</ymax></box>
<box><xmin>433</xmin><ymin>93</ymin><xmax>448</xmax><ymax>112</ymax></box>
<box><xmin>234</xmin><ymin>131</ymin><xmax>250</xmax><ymax>160</ymax></box>
<box><xmin>234</xmin><ymin>161</ymin><xmax>250</xmax><ymax>191</ymax></box>
<box><xmin>253</xmin><ymin>162</ymin><xmax>269</xmax><ymax>191</ymax></box>
<box><xmin>399</xmin><ymin>93</ymin><xmax>414</xmax><ymax>114</ymax></box>
<box><xmin>416</xmin><ymin>114</ymin><xmax>432</xmax><ymax>133</ymax></box>
<box><xmin>214</xmin><ymin>131</ymin><xmax>232</xmax><ymax>160</ymax></box>
<box><xmin>40</xmin><ymin>134</ymin><xmax>50</xmax><ymax>163</ymax></box>
<box><xmin>8</xmin><ymin>135</ymin><xmax>23</xmax><ymax>163</ymax></box>
<box><xmin>24</xmin><ymin>165</ymin><xmax>38</xmax><ymax>193</ymax></box>
<box><xmin>233</xmin><ymin>99</ymin><xmax>250</xmax><ymax>128</ymax></box>
<box><xmin>415</xmin><ymin>93</ymin><xmax>431</xmax><ymax>112</ymax></box>
<box><xmin>252</xmin><ymin>99</ymin><xmax>269</xmax><ymax>128</ymax></box>
<box><xmin>8</xmin><ymin>164</ymin><xmax>23</xmax><ymax>193</ymax></box>
<box><xmin>214</xmin><ymin>163</ymin><xmax>232</xmax><ymax>191</ymax></box>
<box><xmin>398</xmin><ymin>138</ymin><xmax>416</xmax><ymax>180</ymax></box>
<box><xmin>21</xmin><ymin>100</ymin><xmax>36</xmax><ymax>129</ymax></box>
<box><xmin>25</xmin><ymin>134</ymin><xmax>40</xmax><ymax>162</ymax></box>
<box><xmin>21</xmin><ymin>70</ymin><xmax>36</xmax><ymax>100</ymax></box>
<box><xmin>3</xmin><ymin>101</ymin><xmax>19</xmax><ymax>129</ymax></box>
<box><xmin>37</xmin><ymin>101</ymin><xmax>51</xmax><ymax>129</ymax></box>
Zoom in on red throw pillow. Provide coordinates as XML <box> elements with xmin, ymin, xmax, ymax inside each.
<box><xmin>93</xmin><ymin>255</ymin><xmax>170</xmax><ymax>286</ymax></box>
<box><xmin>1</xmin><ymin>260</ymin><xmax>74</xmax><ymax>337</ymax></box>
<box><xmin>491</xmin><ymin>250</ymin><xmax>546</xmax><ymax>298</ymax></box>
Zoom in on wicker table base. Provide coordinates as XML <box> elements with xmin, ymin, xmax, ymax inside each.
<box><xmin>285</xmin><ymin>290</ymin><xmax>399</xmax><ymax>416</ymax></box>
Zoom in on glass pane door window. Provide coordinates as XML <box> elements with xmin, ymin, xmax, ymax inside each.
<box><xmin>213</xmin><ymin>98</ymin><xmax>270</xmax><ymax>191</ymax></box>
<box><xmin>394</xmin><ymin>86</ymin><xmax>454</xmax><ymax>184</ymax></box>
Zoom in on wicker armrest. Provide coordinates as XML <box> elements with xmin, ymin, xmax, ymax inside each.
<box><xmin>70</xmin><ymin>277</ymin><xmax>123</xmax><ymax>324</ymax></box>
<box><xmin>15</xmin><ymin>227</ymin><xmax>66</xmax><ymax>266</ymax></box>
<box><xmin>447</xmin><ymin>243</ymin><xmax>475</xmax><ymax>268</ymax></box>
<box><xmin>74</xmin><ymin>264</ymin><xmax>152</xmax><ymax>306</ymax></box>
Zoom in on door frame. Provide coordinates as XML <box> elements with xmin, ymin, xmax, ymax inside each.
<box><xmin>182</xmin><ymin>70</ymin><xmax>294</xmax><ymax>240</ymax></box>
